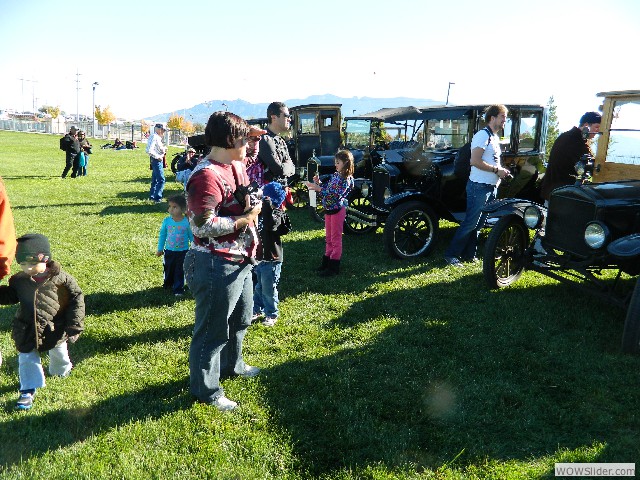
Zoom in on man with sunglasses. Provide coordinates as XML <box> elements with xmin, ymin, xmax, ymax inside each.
<box><xmin>258</xmin><ymin>102</ymin><xmax>295</xmax><ymax>186</ymax></box>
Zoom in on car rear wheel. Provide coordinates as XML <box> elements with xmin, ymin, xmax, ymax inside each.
<box><xmin>622</xmin><ymin>278</ymin><xmax>640</xmax><ymax>354</ymax></box>
<box><xmin>344</xmin><ymin>193</ymin><xmax>376</xmax><ymax>235</ymax></box>
<box><xmin>383</xmin><ymin>201</ymin><xmax>439</xmax><ymax>259</ymax></box>
<box><xmin>483</xmin><ymin>214</ymin><xmax>527</xmax><ymax>289</ymax></box>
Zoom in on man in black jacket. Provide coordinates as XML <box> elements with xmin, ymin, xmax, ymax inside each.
<box><xmin>540</xmin><ymin>111</ymin><xmax>601</xmax><ymax>201</ymax></box>
<box><xmin>257</xmin><ymin>102</ymin><xmax>295</xmax><ymax>185</ymax></box>
<box><xmin>61</xmin><ymin>126</ymin><xmax>82</xmax><ymax>178</ymax></box>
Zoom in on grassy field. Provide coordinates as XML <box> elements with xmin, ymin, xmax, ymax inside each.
<box><xmin>0</xmin><ymin>130</ymin><xmax>638</xmax><ymax>479</ymax></box>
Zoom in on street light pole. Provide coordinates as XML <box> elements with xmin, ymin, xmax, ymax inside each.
<box><xmin>446</xmin><ymin>82</ymin><xmax>455</xmax><ymax>106</ymax></box>
<box><xmin>92</xmin><ymin>82</ymin><xmax>99</xmax><ymax>137</ymax></box>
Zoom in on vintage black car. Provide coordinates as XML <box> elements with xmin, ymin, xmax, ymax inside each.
<box><xmin>346</xmin><ymin>104</ymin><xmax>548</xmax><ymax>257</ymax></box>
<box><xmin>482</xmin><ymin>90</ymin><xmax>640</xmax><ymax>354</ymax></box>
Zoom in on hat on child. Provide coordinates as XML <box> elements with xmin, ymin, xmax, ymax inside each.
<box><xmin>16</xmin><ymin>233</ymin><xmax>51</xmax><ymax>264</ymax></box>
<box><xmin>262</xmin><ymin>182</ymin><xmax>286</xmax><ymax>208</ymax></box>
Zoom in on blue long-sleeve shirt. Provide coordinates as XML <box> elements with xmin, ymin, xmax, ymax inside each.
<box><xmin>157</xmin><ymin>216</ymin><xmax>193</xmax><ymax>252</ymax></box>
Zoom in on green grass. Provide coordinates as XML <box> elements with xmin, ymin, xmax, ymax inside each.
<box><xmin>0</xmin><ymin>130</ymin><xmax>638</xmax><ymax>479</ymax></box>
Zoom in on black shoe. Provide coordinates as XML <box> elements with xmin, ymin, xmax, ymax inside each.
<box><xmin>316</xmin><ymin>255</ymin><xmax>330</xmax><ymax>273</ymax></box>
<box><xmin>318</xmin><ymin>259</ymin><xmax>340</xmax><ymax>277</ymax></box>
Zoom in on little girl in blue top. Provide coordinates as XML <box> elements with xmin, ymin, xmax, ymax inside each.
<box><xmin>306</xmin><ymin>150</ymin><xmax>354</xmax><ymax>277</ymax></box>
<box><xmin>156</xmin><ymin>194</ymin><xmax>193</xmax><ymax>296</ymax></box>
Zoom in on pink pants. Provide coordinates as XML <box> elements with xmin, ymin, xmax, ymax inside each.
<box><xmin>324</xmin><ymin>207</ymin><xmax>346</xmax><ymax>260</ymax></box>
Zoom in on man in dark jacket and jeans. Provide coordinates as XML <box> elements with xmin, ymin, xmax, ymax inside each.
<box><xmin>61</xmin><ymin>126</ymin><xmax>82</xmax><ymax>178</ymax></box>
<box><xmin>258</xmin><ymin>102</ymin><xmax>295</xmax><ymax>185</ymax></box>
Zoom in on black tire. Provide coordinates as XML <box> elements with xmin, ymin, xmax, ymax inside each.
<box><xmin>344</xmin><ymin>193</ymin><xmax>376</xmax><ymax>235</ymax></box>
<box><xmin>383</xmin><ymin>201</ymin><xmax>439</xmax><ymax>259</ymax></box>
<box><xmin>482</xmin><ymin>215</ymin><xmax>527</xmax><ymax>289</ymax></box>
<box><xmin>622</xmin><ymin>278</ymin><xmax>640</xmax><ymax>354</ymax></box>
<box><xmin>288</xmin><ymin>180</ymin><xmax>308</xmax><ymax>209</ymax></box>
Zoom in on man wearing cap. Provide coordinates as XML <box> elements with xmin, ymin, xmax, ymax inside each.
<box><xmin>258</xmin><ymin>102</ymin><xmax>295</xmax><ymax>186</ymax></box>
<box><xmin>146</xmin><ymin>123</ymin><xmax>168</xmax><ymax>202</ymax></box>
<box><xmin>61</xmin><ymin>126</ymin><xmax>82</xmax><ymax>179</ymax></box>
<box><xmin>540</xmin><ymin>111</ymin><xmax>601</xmax><ymax>201</ymax></box>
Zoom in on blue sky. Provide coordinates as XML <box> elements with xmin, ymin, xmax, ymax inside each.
<box><xmin>1</xmin><ymin>0</ymin><xmax>638</xmax><ymax>130</ymax></box>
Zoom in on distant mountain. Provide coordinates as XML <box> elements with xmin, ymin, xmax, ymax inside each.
<box><xmin>149</xmin><ymin>94</ymin><xmax>443</xmax><ymax>125</ymax></box>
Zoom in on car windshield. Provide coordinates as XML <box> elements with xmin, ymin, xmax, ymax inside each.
<box><xmin>344</xmin><ymin>119</ymin><xmax>371</xmax><ymax>150</ymax></box>
<box><xmin>607</xmin><ymin>100</ymin><xmax>640</xmax><ymax>165</ymax></box>
<box><xmin>425</xmin><ymin>118</ymin><xmax>470</xmax><ymax>149</ymax></box>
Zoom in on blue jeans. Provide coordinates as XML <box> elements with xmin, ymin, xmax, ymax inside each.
<box><xmin>149</xmin><ymin>158</ymin><xmax>165</xmax><ymax>201</ymax></box>
<box><xmin>19</xmin><ymin>342</ymin><xmax>72</xmax><ymax>391</ymax></box>
<box><xmin>445</xmin><ymin>181</ymin><xmax>496</xmax><ymax>260</ymax></box>
<box><xmin>163</xmin><ymin>249</ymin><xmax>187</xmax><ymax>294</ymax></box>
<box><xmin>253</xmin><ymin>260</ymin><xmax>282</xmax><ymax>318</ymax></box>
<box><xmin>184</xmin><ymin>250</ymin><xmax>253</xmax><ymax>403</ymax></box>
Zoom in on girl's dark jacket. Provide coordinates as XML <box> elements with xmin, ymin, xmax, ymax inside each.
<box><xmin>0</xmin><ymin>261</ymin><xmax>85</xmax><ymax>353</ymax></box>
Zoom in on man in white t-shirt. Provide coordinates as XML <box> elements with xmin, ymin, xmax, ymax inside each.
<box><xmin>146</xmin><ymin>123</ymin><xmax>168</xmax><ymax>203</ymax></box>
<box><xmin>444</xmin><ymin>105</ymin><xmax>510</xmax><ymax>267</ymax></box>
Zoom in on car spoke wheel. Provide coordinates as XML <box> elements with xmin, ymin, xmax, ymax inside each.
<box><xmin>622</xmin><ymin>278</ymin><xmax>640</xmax><ymax>354</ymax></box>
<box><xmin>383</xmin><ymin>201</ymin><xmax>439</xmax><ymax>259</ymax></box>
<box><xmin>344</xmin><ymin>193</ymin><xmax>376</xmax><ymax>235</ymax></box>
<box><xmin>288</xmin><ymin>181</ymin><xmax>308</xmax><ymax>209</ymax></box>
<box><xmin>483</xmin><ymin>215</ymin><xmax>527</xmax><ymax>288</ymax></box>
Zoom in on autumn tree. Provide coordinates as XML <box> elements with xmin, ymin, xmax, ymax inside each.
<box><xmin>545</xmin><ymin>96</ymin><xmax>560</xmax><ymax>158</ymax></box>
<box><xmin>167</xmin><ymin>113</ymin><xmax>185</xmax><ymax>131</ymax></box>
<box><xmin>141</xmin><ymin>120</ymin><xmax>150</xmax><ymax>136</ymax></box>
<box><xmin>95</xmin><ymin>105</ymin><xmax>116</xmax><ymax>126</ymax></box>
<box><xmin>38</xmin><ymin>105</ymin><xmax>61</xmax><ymax>119</ymax></box>
<box><xmin>193</xmin><ymin>122</ymin><xmax>205</xmax><ymax>134</ymax></box>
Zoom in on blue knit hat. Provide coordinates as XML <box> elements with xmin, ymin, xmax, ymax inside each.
<box><xmin>262</xmin><ymin>182</ymin><xmax>286</xmax><ymax>208</ymax></box>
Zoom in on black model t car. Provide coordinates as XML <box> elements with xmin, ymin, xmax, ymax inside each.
<box><xmin>482</xmin><ymin>90</ymin><xmax>640</xmax><ymax>353</ymax></box>
<box><xmin>346</xmin><ymin>104</ymin><xmax>548</xmax><ymax>257</ymax></box>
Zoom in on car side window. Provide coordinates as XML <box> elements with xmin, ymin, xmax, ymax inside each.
<box><xmin>518</xmin><ymin>111</ymin><xmax>540</xmax><ymax>153</ymax></box>
<box><xmin>607</xmin><ymin>100</ymin><xmax>640</xmax><ymax>164</ymax></box>
<box><xmin>299</xmin><ymin>113</ymin><xmax>317</xmax><ymax>134</ymax></box>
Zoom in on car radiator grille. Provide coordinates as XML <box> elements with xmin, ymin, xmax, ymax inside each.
<box><xmin>546</xmin><ymin>194</ymin><xmax>596</xmax><ymax>258</ymax></box>
<box><xmin>372</xmin><ymin>170</ymin><xmax>390</xmax><ymax>210</ymax></box>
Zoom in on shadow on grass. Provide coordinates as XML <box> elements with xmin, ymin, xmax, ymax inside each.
<box><xmin>261</xmin><ymin>274</ymin><xmax>640</xmax><ymax>475</ymax></box>
<box><xmin>84</xmin><ymin>287</ymin><xmax>180</xmax><ymax>315</ymax></box>
<box><xmin>12</xmin><ymin>202</ymin><xmax>99</xmax><ymax>210</ymax></box>
<box><xmin>0</xmin><ymin>378</ymin><xmax>191</xmax><ymax>466</ymax></box>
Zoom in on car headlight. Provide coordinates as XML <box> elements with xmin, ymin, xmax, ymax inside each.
<box><xmin>523</xmin><ymin>205</ymin><xmax>542</xmax><ymax>229</ymax></box>
<box><xmin>383</xmin><ymin>187</ymin><xmax>391</xmax><ymax>200</ymax></box>
<box><xmin>584</xmin><ymin>221</ymin><xmax>609</xmax><ymax>249</ymax></box>
<box><xmin>360</xmin><ymin>182</ymin><xmax>369</xmax><ymax>197</ymax></box>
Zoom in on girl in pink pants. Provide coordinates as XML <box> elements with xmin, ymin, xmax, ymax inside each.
<box><xmin>306</xmin><ymin>150</ymin><xmax>354</xmax><ymax>277</ymax></box>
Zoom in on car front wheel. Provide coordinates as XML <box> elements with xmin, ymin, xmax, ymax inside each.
<box><xmin>344</xmin><ymin>193</ymin><xmax>376</xmax><ymax>235</ymax></box>
<box><xmin>622</xmin><ymin>278</ymin><xmax>640</xmax><ymax>354</ymax></box>
<box><xmin>483</xmin><ymin>214</ymin><xmax>527</xmax><ymax>289</ymax></box>
<box><xmin>383</xmin><ymin>201</ymin><xmax>439</xmax><ymax>259</ymax></box>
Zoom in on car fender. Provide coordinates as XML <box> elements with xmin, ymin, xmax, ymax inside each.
<box><xmin>482</xmin><ymin>197</ymin><xmax>542</xmax><ymax>220</ymax></box>
<box><xmin>608</xmin><ymin>234</ymin><xmax>640</xmax><ymax>258</ymax></box>
<box><xmin>384</xmin><ymin>190</ymin><xmax>427</xmax><ymax>209</ymax></box>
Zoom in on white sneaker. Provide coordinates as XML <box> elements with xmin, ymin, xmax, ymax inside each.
<box><xmin>238</xmin><ymin>365</ymin><xmax>260</xmax><ymax>378</ymax></box>
<box><xmin>263</xmin><ymin>316</ymin><xmax>277</xmax><ymax>327</ymax></box>
<box><xmin>212</xmin><ymin>395</ymin><xmax>238</xmax><ymax>412</ymax></box>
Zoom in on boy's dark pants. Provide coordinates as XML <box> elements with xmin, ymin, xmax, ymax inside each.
<box><xmin>163</xmin><ymin>249</ymin><xmax>187</xmax><ymax>294</ymax></box>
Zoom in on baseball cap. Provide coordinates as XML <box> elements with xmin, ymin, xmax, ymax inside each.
<box><xmin>154</xmin><ymin>123</ymin><xmax>167</xmax><ymax>130</ymax></box>
<box><xmin>249</xmin><ymin>125</ymin><xmax>267</xmax><ymax>136</ymax></box>
<box><xmin>69</xmin><ymin>126</ymin><xmax>79</xmax><ymax>133</ymax></box>
<box><xmin>579</xmin><ymin>112</ymin><xmax>601</xmax><ymax>125</ymax></box>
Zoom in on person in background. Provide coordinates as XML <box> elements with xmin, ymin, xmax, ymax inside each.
<box><xmin>540</xmin><ymin>111</ymin><xmax>601</xmax><ymax>202</ymax></box>
<box><xmin>77</xmin><ymin>130</ymin><xmax>92</xmax><ymax>176</ymax></box>
<box><xmin>0</xmin><ymin>176</ymin><xmax>17</xmax><ymax>369</ymax></box>
<box><xmin>156</xmin><ymin>194</ymin><xmax>193</xmax><ymax>297</ymax></box>
<box><xmin>175</xmin><ymin>148</ymin><xmax>199</xmax><ymax>189</ymax></box>
<box><xmin>444</xmin><ymin>105</ymin><xmax>511</xmax><ymax>267</ymax></box>
<box><xmin>252</xmin><ymin>181</ymin><xmax>291</xmax><ymax>327</ymax></box>
<box><xmin>244</xmin><ymin>125</ymin><xmax>268</xmax><ymax>186</ymax></box>
<box><xmin>146</xmin><ymin>124</ymin><xmax>168</xmax><ymax>203</ymax></box>
<box><xmin>258</xmin><ymin>102</ymin><xmax>295</xmax><ymax>185</ymax></box>
<box><xmin>61</xmin><ymin>126</ymin><xmax>81</xmax><ymax>178</ymax></box>
<box><xmin>184</xmin><ymin>111</ymin><xmax>262</xmax><ymax>412</ymax></box>
<box><xmin>306</xmin><ymin>150</ymin><xmax>355</xmax><ymax>277</ymax></box>
<box><xmin>0</xmin><ymin>234</ymin><xmax>84</xmax><ymax>411</ymax></box>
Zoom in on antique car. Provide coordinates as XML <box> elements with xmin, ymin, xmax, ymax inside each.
<box><xmin>347</xmin><ymin>104</ymin><xmax>547</xmax><ymax>257</ymax></box>
<box><xmin>481</xmin><ymin>90</ymin><xmax>640</xmax><ymax>354</ymax></box>
<box><xmin>287</xmin><ymin>104</ymin><xmax>343</xmax><ymax>208</ymax></box>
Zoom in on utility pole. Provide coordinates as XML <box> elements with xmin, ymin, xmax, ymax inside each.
<box><xmin>31</xmin><ymin>79</ymin><xmax>38</xmax><ymax>114</ymax></box>
<box><xmin>75</xmin><ymin>69</ymin><xmax>82</xmax><ymax>123</ymax></box>
<box><xmin>446</xmin><ymin>82</ymin><xmax>455</xmax><ymax>106</ymax></box>
<box><xmin>18</xmin><ymin>77</ymin><xmax>33</xmax><ymax>113</ymax></box>
<box><xmin>92</xmin><ymin>82</ymin><xmax>99</xmax><ymax>136</ymax></box>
